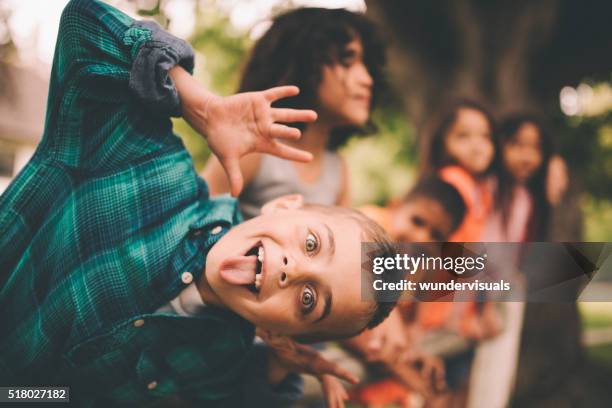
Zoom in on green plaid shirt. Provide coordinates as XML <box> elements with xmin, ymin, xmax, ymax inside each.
<box><xmin>0</xmin><ymin>0</ymin><xmax>260</xmax><ymax>405</ymax></box>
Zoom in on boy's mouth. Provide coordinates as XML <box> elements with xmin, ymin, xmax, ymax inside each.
<box><xmin>219</xmin><ymin>241</ymin><xmax>265</xmax><ymax>295</ymax></box>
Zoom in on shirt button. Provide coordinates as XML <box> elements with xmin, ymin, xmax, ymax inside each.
<box><xmin>147</xmin><ymin>381</ymin><xmax>158</xmax><ymax>390</ymax></box>
<box><xmin>181</xmin><ymin>272</ymin><xmax>193</xmax><ymax>284</ymax></box>
<box><xmin>211</xmin><ymin>225</ymin><xmax>223</xmax><ymax>235</ymax></box>
<box><xmin>133</xmin><ymin>319</ymin><xmax>145</xmax><ymax>328</ymax></box>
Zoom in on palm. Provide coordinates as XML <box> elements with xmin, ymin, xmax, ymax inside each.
<box><xmin>205</xmin><ymin>86</ymin><xmax>316</xmax><ymax>196</ymax></box>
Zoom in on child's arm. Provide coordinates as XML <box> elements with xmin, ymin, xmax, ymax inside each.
<box><xmin>200</xmin><ymin>153</ymin><xmax>262</xmax><ymax>196</ymax></box>
<box><xmin>170</xmin><ymin>66</ymin><xmax>316</xmax><ymax>196</ymax></box>
<box><xmin>45</xmin><ymin>0</ymin><xmax>316</xmax><ymax>185</ymax></box>
<box><xmin>258</xmin><ymin>329</ymin><xmax>358</xmax><ymax>408</ymax></box>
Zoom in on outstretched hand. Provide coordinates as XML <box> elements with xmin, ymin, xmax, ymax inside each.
<box><xmin>258</xmin><ymin>329</ymin><xmax>357</xmax><ymax>408</ymax></box>
<box><xmin>171</xmin><ymin>67</ymin><xmax>317</xmax><ymax>196</ymax></box>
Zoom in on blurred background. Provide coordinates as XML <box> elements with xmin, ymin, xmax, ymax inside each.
<box><xmin>0</xmin><ymin>0</ymin><xmax>610</xmax><ymax>406</ymax></box>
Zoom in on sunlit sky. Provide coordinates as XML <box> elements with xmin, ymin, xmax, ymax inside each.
<box><xmin>2</xmin><ymin>0</ymin><xmax>365</xmax><ymax>64</ymax></box>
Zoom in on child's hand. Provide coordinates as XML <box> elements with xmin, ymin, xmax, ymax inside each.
<box><xmin>366</xmin><ymin>309</ymin><xmax>411</xmax><ymax>363</ymax></box>
<box><xmin>387</xmin><ymin>353</ymin><xmax>446</xmax><ymax>399</ymax></box>
<box><xmin>203</xmin><ymin>87</ymin><xmax>316</xmax><ymax>195</ymax></box>
<box><xmin>320</xmin><ymin>374</ymin><xmax>350</xmax><ymax>408</ymax></box>
<box><xmin>171</xmin><ymin>67</ymin><xmax>317</xmax><ymax>196</ymax></box>
<box><xmin>258</xmin><ymin>329</ymin><xmax>359</xmax><ymax>386</ymax></box>
<box><xmin>546</xmin><ymin>154</ymin><xmax>569</xmax><ymax>205</ymax></box>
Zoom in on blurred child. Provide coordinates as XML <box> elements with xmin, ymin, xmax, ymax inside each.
<box><xmin>361</xmin><ymin>176</ymin><xmax>467</xmax><ymax>243</ymax></box>
<box><xmin>203</xmin><ymin>7</ymin><xmax>385</xmax><ymax>217</ymax></box>
<box><xmin>419</xmin><ymin>99</ymin><xmax>502</xmax><ymax>339</ymax></box>
<box><xmin>485</xmin><ymin>114</ymin><xmax>554</xmax><ymax>241</ymax></box>
<box><xmin>343</xmin><ymin>177</ymin><xmax>468</xmax><ymax>408</ymax></box>
<box><xmin>422</xmin><ymin>99</ymin><xmax>496</xmax><ymax>242</ymax></box>
<box><xmin>467</xmin><ymin>115</ymin><xmax>557</xmax><ymax>408</ymax></box>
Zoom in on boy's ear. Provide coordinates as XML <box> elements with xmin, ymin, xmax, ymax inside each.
<box><xmin>261</xmin><ymin>194</ymin><xmax>304</xmax><ymax>215</ymax></box>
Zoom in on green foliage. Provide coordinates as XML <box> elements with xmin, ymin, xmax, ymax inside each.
<box><xmin>342</xmin><ymin>106</ymin><xmax>417</xmax><ymax>206</ymax></box>
<box><xmin>551</xmin><ymin>109</ymin><xmax>612</xmax><ymax>202</ymax></box>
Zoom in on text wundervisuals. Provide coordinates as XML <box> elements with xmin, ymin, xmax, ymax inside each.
<box><xmin>373</xmin><ymin>279</ymin><xmax>510</xmax><ymax>292</ymax></box>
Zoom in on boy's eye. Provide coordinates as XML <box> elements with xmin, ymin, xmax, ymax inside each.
<box><xmin>305</xmin><ymin>232</ymin><xmax>319</xmax><ymax>254</ymax></box>
<box><xmin>432</xmin><ymin>230</ymin><xmax>445</xmax><ymax>242</ymax></box>
<box><xmin>411</xmin><ymin>215</ymin><xmax>425</xmax><ymax>227</ymax></box>
<box><xmin>301</xmin><ymin>285</ymin><xmax>316</xmax><ymax>312</ymax></box>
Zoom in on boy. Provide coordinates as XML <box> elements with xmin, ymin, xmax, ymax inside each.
<box><xmin>360</xmin><ymin>176</ymin><xmax>467</xmax><ymax>244</ymax></box>
<box><xmin>340</xmin><ymin>177</ymin><xmax>467</xmax><ymax>406</ymax></box>
<box><xmin>0</xmin><ymin>1</ymin><xmax>396</xmax><ymax>406</ymax></box>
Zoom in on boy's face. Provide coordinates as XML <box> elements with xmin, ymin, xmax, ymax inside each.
<box><xmin>202</xmin><ymin>196</ymin><xmax>371</xmax><ymax>337</ymax></box>
<box><xmin>391</xmin><ymin>197</ymin><xmax>453</xmax><ymax>243</ymax></box>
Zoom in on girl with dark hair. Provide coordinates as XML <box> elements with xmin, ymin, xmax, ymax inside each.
<box><xmin>485</xmin><ymin>114</ymin><xmax>554</xmax><ymax>241</ymax></box>
<box><xmin>416</xmin><ymin>100</ymin><xmax>501</xmax><ymax>407</ymax></box>
<box><xmin>468</xmin><ymin>115</ymin><xmax>558</xmax><ymax>408</ymax></box>
<box><xmin>202</xmin><ymin>7</ymin><xmax>385</xmax><ymax>218</ymax></box>
<box><xmin>422</xmin><ymin>99</ymin><xmax>496</xmax><ymax>243</ymax></box>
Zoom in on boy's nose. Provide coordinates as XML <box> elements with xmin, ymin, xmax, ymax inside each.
<box><xmin>412</xmin><ymin>228</ymin><xmax>432</xmax><ymax>243</ymax></box>
<box><xmin>278</xmin><ymin>255</ymin><xmax>292</xmax><ymax>288</ymax></box>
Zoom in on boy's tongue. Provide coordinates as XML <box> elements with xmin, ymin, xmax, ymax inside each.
<box><xmin>220</xmin><ymin>255</ymin><xmax>257</xmax><ymax>285</ymax></box>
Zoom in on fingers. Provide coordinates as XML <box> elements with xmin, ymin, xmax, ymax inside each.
<box><xmin>272</xmin><ymin>108</ymin><xmax>317</xmax><ymax>124</ymax></box>
<box><xmin>421</xmin><ymin>357</ymin><xmax>446</xmax><ymax>393</ymax></box>
<box><xmin>261</xmin><ymin>140</ymin><xmax>313</xmax><ymax>163</ymax></box>
<box><xmin>321</xmin><ymin>375</ymin><xmax>349</xmax><ymax>408</ymax></box>
<box><xmin>219</xmin><ymin>157</ymin><xmax>243</xmax><ymax>197</ymax></box>
<box><xmin>269</xmin><ymin>123</ymin><xmax>301</xmax><ymax>140</ymax></box>
<box><xmin>325</xmin><ymin>390</ymin><xmax>345</xmax><ymax>408</ymax></box>
<box><xmin>314</xmin><ymin>359</ymin><xmax>359</xmax><ymax>385</ymax></box>
<box><xmin>264</xmin><ymin>85</ymin><xmax>300</xmax><ymax>102</ymax></box>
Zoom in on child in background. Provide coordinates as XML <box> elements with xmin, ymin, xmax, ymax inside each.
<box><xmin>203</xmin><ymin>7</ymin><xmax>385</xmax><ymax>216</ymax></box>
<box><xmin>422</xmin><ymin>99</ymin><xmax>496</xmax><ymax>243</ymax></box>
<box><xmin>485</xmin><ymin>114</ymin><xmax>554</xmax><ymax>241</ymax></box>
<box><xmin>467</xmin><ymin>115</ymin><xmax>557</xmax><ymax>408</ymax></box>
<box><xmin>361</xmin><ymin>176</ymin><xmax>467</xmax><ymax>243</ymax></box>
<box><xmin>419</xmin><ymin>99</ymin><xmax>501</xmax><ymax>340</ymax></box>
<box><xmin>343</xmin><ymin>177</ymin><xmax>467</xmax><ymax>408</ymax></box>
<box><xmin>403</xmin><ymin>100</ymin><xmax>501</xmax><ymax>408</ymax></box>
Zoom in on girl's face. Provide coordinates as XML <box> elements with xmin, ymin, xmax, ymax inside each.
<box><xmin>444</xmin><ymin>108</ymin><xmax>494</xmax><ymax>175</ymax></box>
<box><xmin>317</xmin><ymin>38</ymin><xmax>373</xmax><ymax>127</ymax></box>
<box><xmin>503</xmin><ymin>122</ymin><xmax>543</xmax><ymax>184</ymax></box>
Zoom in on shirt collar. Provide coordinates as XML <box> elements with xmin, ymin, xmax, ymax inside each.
<box><xmin>189</xmin><ymin>194</ymin><xmax>243</xmax><ymax>232</ymax></box>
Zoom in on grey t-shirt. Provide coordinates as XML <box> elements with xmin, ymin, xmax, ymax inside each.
<box><xmin>239</xmin><ymin>151</ymin><xmax>343</xmax><ymax>219</ymax></box>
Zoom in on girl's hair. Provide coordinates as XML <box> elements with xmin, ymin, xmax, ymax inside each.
<box><xmin>239</xmin><ymin>7</ymin><xmax>386</xmax><ymax>151</ymax></box>
<box><xmin>493</xmin><ymin>114</ymin><xmax>554</xmax><ymax>240</ymax></box>
<box><xmin>420</xmin><ymin>99</ymin><xmax>496</xmax><ymax>176</ymax></box>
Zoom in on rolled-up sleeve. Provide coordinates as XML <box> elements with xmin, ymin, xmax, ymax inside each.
<box><xmin>43</xmin><ymin>0</ymin><xmax>195</xmax><ymax>167</ymax></box>
<box><xmin>128</xmin><ymin>20</ymin><xmax>194</xmax><ymax>117</ymax></box>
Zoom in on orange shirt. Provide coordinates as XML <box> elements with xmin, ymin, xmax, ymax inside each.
<box><xmin>439</xmin><ymin>165</ymin><xmax>493</xmax><ymax>242</ymax></box>
<box><xmin>359</xmin><ymin>204</ymin><xmax>393</xmax><ymax>236</ymax></box>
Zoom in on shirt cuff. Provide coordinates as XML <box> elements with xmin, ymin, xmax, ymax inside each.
<box><xmin>128</xmin><ymin>20</ymin><xmax>195</xmax><ymax>117</ymax></box>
